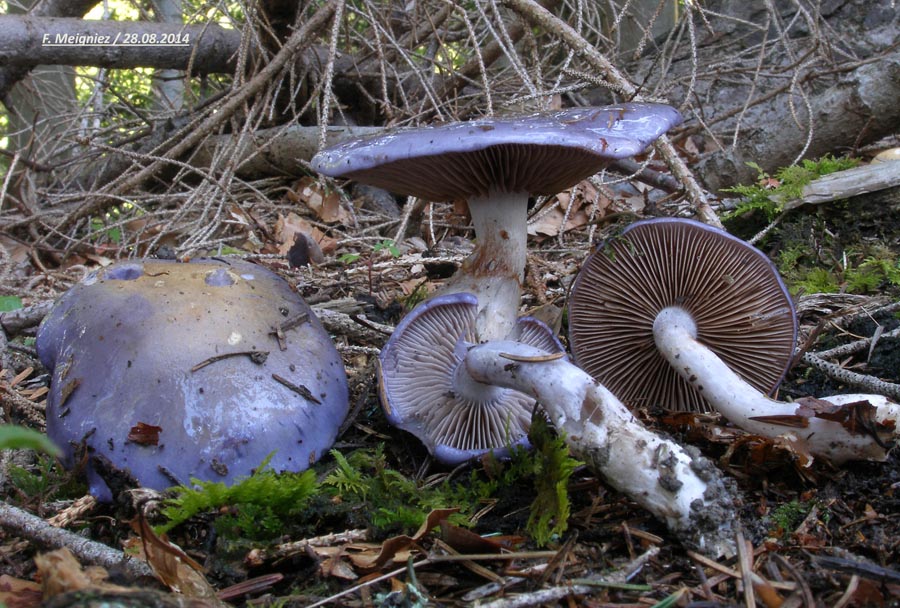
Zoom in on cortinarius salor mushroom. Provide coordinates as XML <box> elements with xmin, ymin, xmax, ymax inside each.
<box><xmin>378</xmin><ymin>292</ymin><xmax>564</xmax><ymax>464</ymax></box>
<box><xmin>312</xmin><ymin>103</ymin><xmax>682</xmax><ymax>341</ymax></box>
<box><xmin>570</xmin><ymin>217</ymin><xmax>797</xmax><ymax>413</ymax></box>
<box><xmin>37</xmin><ymin>259</ymin><xmax>349</xmax><ymax>499</ymax></box>
<box><xmin>378</xmin><ymin>293</ymin><xmax>739</xmax><ymax>556</ymax></box>
<box><xmin>569</xmin><ymin>218</ymin><xmax>900</xmax><ymax>464</ymax></box>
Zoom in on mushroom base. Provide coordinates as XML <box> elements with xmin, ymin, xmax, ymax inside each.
<box><xmin>653</xmin><ymin>306</ymin><xmax>900</xmax><ymax>464</ymax></box>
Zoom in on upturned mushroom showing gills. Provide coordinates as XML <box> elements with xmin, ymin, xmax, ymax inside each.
<box><xmin>379</xmin><ymin>292</ymin><xmax>740</xmax><ymax>557</ymax></box>
<box><xmin>36</xmin><ymin>259</ymin><xmax>349</xmax><ymax>500</ymax></box>
<box><xmin>312</xmin><ymin>103</ymin><xmax>682</xmax><ymax>341</ymax></box>
<box><xmin>569</xmin><ymin>217</ymin><xmax>900</xmax><ymax>465</ymax></box>
<box><xmin>378</xmin><ymin>292</ymin><xmax>565</xmax><ymax>465</ymax></box>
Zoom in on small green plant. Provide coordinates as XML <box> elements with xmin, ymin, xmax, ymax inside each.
<box><xmin>339</xmin><ymin>240</ymin><xmax>400</xmax><ymax>265</ymax></box>
<box><xmin>7</xmin><ymin>452</ymin><xmax>86</xmax><ymax>505</ymax></box>
<box><xmin>724</xmin><ymin>156</ymin><xmax>860</xmax><ymax>221</ymax></box>
<box><xmin>402</xmin><ymin>282</ymin><xmax>430</xmax><ymax>310</ymax></box>
<box><xmin>769</xmin><ymin>499</ymin><xmax>831</xmax><ymax>537</ymax></box>
<box><xmin>338</xmin><ymin>252</ymin><xmax>361</xmax><ymax>264</ymax></box>
<box><xmin>159</xmin><ymin>428</ymin><xmax>582</xmax><ymax>545</ymax></box>
<box><xmin>791</xmin><ymin>267</ymin><xmax>840</xmax><ymax>295</ymax></box>
<box><xmin>526</xmin><ymin>415</ymin><xmax>582</xmax><ymax>546</ymax></box>
<box><xmin>770</xmin><ymin>500</ymin><xmax>810</xmax><ymax>533</ymax></box>
<box><xmin>159</xmin><ymin>453</ymin><xmax>317</xmax><ymax>539</ymax></box>
<box><xmin>373</xmin><ymin>239</ymin><xmax>401</xmax><ymax>257</ymax></box>
<box><xmin>0</xmin><ymin>296</ymin><xmax>22</xmax><ymax>312</ymax></box>
<box><xmin>844</xmin><ymin>253</ymin><xmax>900</xmax><ymax>294</ymax></box>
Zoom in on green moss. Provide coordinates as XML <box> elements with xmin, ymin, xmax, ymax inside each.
<box><xmin>526</xmin><ymin>415</ymin><xmax>582</xmax><ymax>546</ymax></box>
<box><xmin>723</xmin><ymin>156</ymin><xmax>860</xmax><ymax>222</ymax></box>
<box><xmin>159</xmin><ymin>423</ymin><xmax>583</xmax><ymax>546</ymax></box>
<box><xmin>158</xmin><ymin>453</ymin><xmax>318</xmax><ymax>539</ymax></box>
<box><xmin>8</xmin><ymin>454</ymin><xmax>86</xmax><ymax>504</ymax></box>
<box><xmin>769</xmin><ymin>499</ymin><xmax>830</xmax><ymax>536</ymax></box>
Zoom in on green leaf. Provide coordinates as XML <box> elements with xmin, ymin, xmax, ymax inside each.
<box><xmin>0</xmin><ymin>296</ymin><xmax>23</xmax><ymax>313</ymax></box>
<box><xmin>0</xmin><ymin>425</ymin><xmax>61</xmax><ymax>456</ymax></box>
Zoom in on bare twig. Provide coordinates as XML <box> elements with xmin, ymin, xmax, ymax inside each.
<box><xmin>0</xmin><ymin>500</ymin><xmax>154</xmax><ymax>580</ymax></box>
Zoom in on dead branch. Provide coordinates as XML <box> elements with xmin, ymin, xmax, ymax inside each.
<box><xmin>0</xmin><ymin>16</ymin><xmax>241</xmax><ymax>72</ymax></box>
<box><xmin>500</xmin><ymin>0</ymin><xmax>722</xmax><ymax>227</ymax></box>
<box><xmin>0</xmin><ymin>500</ymin><xmax>154</xmax><ymax>580</ymax></box>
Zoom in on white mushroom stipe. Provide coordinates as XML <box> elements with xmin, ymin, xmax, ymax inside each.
<box><xmin>653</xmin><ymin>306</ymin><xmax>899</xmax><ymax>464</ymax></box>
<box><xmin>462</xmin><ymin>339</ymin><xmax>739</xmax><ymax>558</ymax></box>
<box><xmin>444</xmin><ymin>191</ymin><xmax>529</xmax><ymax>341</ymax></box>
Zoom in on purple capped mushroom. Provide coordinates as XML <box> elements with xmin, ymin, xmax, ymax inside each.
<box><xmin>312</xmin><ymin>103</ymin><xmax>682</xmax><ymax>341</ymax></box>
<box><xmin>569</xmin><ymin>218</ymin><xmax>900</xmax><ymax>465</ymax></box>
<box><xmin>378</xmin><ymin>292</ymin><xmax>739</xmax><ymax>556</ymax></box>
<box><xmin>37</xmin><ymin>259</ymin><xmax>349</xmax><ymax>499</ymax></box>
<box><xmin>378</xmin><ymin>292</ymin><xmax>565</xmax><ymax>464</ymax></box>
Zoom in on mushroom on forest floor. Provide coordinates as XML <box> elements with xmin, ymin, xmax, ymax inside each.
<box><xmin>569</xmin><ymin>217</ymin><xmax>899</xmax><ymax>465</ymax></box>
<box><xmin>312</xmin><ymin>103</ymin><xmax>682</xmax><ymax>341</ymax></box>
<box><xmin>378</xmin><ymin>293</ymin><xmax>565</xmax><ymax>464</ymax></box>
<box><xmin>378</xmin><ymin>293</ymin><xmax>739</xmax><ymax>557</ymax></box>
<box><xmin>37</xmin><ymin>259</ymin><xmax>349</xmax><ymax>500</ymax></box>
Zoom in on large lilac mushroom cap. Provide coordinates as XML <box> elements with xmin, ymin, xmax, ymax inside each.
<box><xmin>377</xmin><ymin>292</ymin><xmax>565</xmax><ymax>465</ymax></box>
<box><xmin>568</xmin><ymin>217</ymin><xmax>797</xmax><ymax>413</ymax></box>
<box><xmin>310</xmin><ymin>103</ymin><xmax>682</xmax><ymax>201</ymax></box>
<box><xmin>312</xmin><ymin>103</ymin><xmax>682</xmax><ymax>342</ymax></box>
<box><xmin>36</xmin><ymin>259</ymin><xmax>349</xmax><ymax>500</ymax></box>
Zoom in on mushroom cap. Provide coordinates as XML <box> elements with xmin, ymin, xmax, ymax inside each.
<box><xmin>36</xmin><ymin>259</ymin><xmax>349</xmax><ymax>499</ymax></box>
<box><xmin>568</xmin><ymin>217</ymin><xmax>797</xmax><ymax>413</ymax></box>
<box><xmin>378</xmin><ymin>293</ymin><xmax>565</xmax><ymax>464</ymax></box>
<box><xmin>311</xmin><ymin>103</ymin><xmax>682</xmax><ymax>201</ymax></box>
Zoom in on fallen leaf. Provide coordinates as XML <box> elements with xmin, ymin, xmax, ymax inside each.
<box><xmin>34</xmin><ymin>548</ymin><xmax>129</xmax><ymax>600</ymax></box>
<box><xmin>347</xmin><ymin>508</ymin><xmax>458</xmax><ymax>571</ymax></box>
<box><xmin>0</xmin><ymin>574</ymin><xmax>42</xmax><ymax>608</ymax></box>
<box><xmin>127</xmin><ymin>422</ymin><xmax>163</xmax><ymax>446</ymax></box>
<box><xmin>274</xmin><ymin>213</ymin><xmax>334</xmax><ymax>259</ymax></box>
<box><xmin>131</xmin><ymin>512</ymin><xmax>224</xmax><ymax>604</ymax></box>
<box><xmin>527</xmin><ymin>184</ymin><xmax>607</xmax><ymax>240</ymax></box>
<box><xmin>290</xmin><ymin>177</ymin><xmax>350</xmax><ymax>224</ymax></box>
<box><xmin>440</xmin><ymin>521</ymin><xmax>524</xmax><ymax>554</ymax></box>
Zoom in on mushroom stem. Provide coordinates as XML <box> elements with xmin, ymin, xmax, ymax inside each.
<box><xmin>462</xmin><ymin>339</ymin><xmax>738</xmax><ymax>558</ymax></box>
<box><xmin>653</xmin><ymin>306</ymin><xmax>900</xmax><ymax>464</ymax></box>
<box><xmin>443</xmin><ymin>191</ymin><xmax>528</xmax><ymax>341</ymax></box>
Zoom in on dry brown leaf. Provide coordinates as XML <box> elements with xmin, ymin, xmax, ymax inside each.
<box><xmin>289</xmin><ymin>177</ymin><xmax>349</xmax><ymax>224</ymax></box>
<box><xmin>440</xmin><ymin>521</ymin><xmax>524</xmax><ymax>554</ymax></box>
<box><xmin>131</xmin><ymin>513</ymin><xmax>223</xmax><ymax>604</ymax></box>
<box><xmin>34</xmin><ymin>548</ymin><xmax>129</xmax><ymax>600</ymax></box>
<box><xmin>0</xmin><ymin>574</ymin><xmax>43</xmax><ymax>608</ymax></box>
<box><xmin>527</xmin><ymin>189</ymin><xmax>596</xmax><ymax>239</ymax></box>
<box><xmin>273</xmin><ymin>213</ymin><xmax>334</xmax><ymax>260</ymax></box>
<box><xmin>347</xmin><ymin>508</ymin><xmax>458</xmax><ymax>571</ymax></box>
<box><xmin>319</xmin><ymin>553</ymin><xmax>359</xmax><ymax>581</ymax></box>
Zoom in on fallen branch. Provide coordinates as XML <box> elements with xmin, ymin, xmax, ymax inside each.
<box><xmin>0</xmin><ymin>500</ymin><xmax>154</xmax><ymax>580</ymax></box>
<box><xmin>499</xmin><ymin>0</ymin><xmax>722</xmax><ymax>228</ymax></box>
<box><xmin>56</xmin><ymin>0</ymin><xmax>341</xmax><ymax>231</ymax></box>
<box><xmin>0</xmin><ymin>16</ymin><xmax>240</xmax><ymax>72</ymax></box>
<box><xmin>778</xmin><ymin>161</ymin><xmax>900</xmax><ymax>210</ymax></box>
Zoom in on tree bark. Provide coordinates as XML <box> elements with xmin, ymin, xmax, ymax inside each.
<box><xmin>0</xmin><ymin>15</ymin><xmax>241</xmax><ymax>73</ymax></box>
<box><xmin>694</xmin><ymin>51</ymin><xmax>900</xmax><ymax>192</ymax></box>
<box><xmin>615</xmin><ymin>0</ymin><xmax>900</xmax><ymax>192</ymax></box>
<box><xmin>0</xmin><ymin>0</ymin><xmax>101</xmax><ymax>103</ymax></box>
